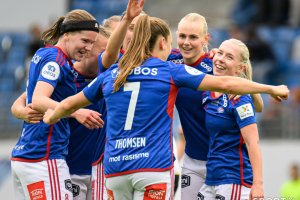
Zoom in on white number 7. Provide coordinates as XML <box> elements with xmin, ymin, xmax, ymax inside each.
<box><xmin>124</xmin><ymin>82</ymin><xmax>140</xmax><ymax>130</ymax></box>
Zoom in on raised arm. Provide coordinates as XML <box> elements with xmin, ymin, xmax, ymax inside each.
<box><xmin>241</xmin><ymin>124</ymin><xmax>264</xmax><ymax>199</ymax></box>
<box><xmin>199</xmin><ymin>74</ymin><xmax>289</xmax><ymax>100</ymax></box>
<box><xmin>101</xmin><ymin>0</ymin><xmax>145</xmax><ymax>69</ymax></box>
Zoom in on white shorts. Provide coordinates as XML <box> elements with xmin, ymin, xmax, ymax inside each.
<box><xmin>181</xmin><ymin>153</ymin><xmax>206</xmax><ymax>200</ymax></box>
<box><xmin>91</xmin><ymin>161</ymin><xmax>106</xmax><ymax>200</ymax></box>
<box><xmin>198</xmin><ymin>183</ymin><xmax>251</xmax><ymax>200</ymax></box>
<box><xmin>105</xmin><ymin>170</ymin><xmax>174</xmax><ymax>200</ymax></box>
<box><xmin>70</xmin><ymin>174</ymin><xmax>92</xmax><ymax>200</ymax></box>
<box><xmin>11</xmin><ymin>159</ymin><xmax>73</xmax><ymax>200</ymax></box>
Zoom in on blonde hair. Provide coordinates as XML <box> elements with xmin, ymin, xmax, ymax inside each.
<box><xmin>226</xmin><ymin>38</ymin><xmax>252</xmax><ymax>80</ymax></box>
<box><xmin>102</xmin><ymin>15</ymin><xmax>121</xmax><ymax>32</ymax></box>
<box><xmin>113</xmin><ymin>15</ymin><xmax>171</xmax><ymax>92</ymax></box>
<box><xmin>178</xmin><ymin>13</ymin><xmax>209</xmax><ymax>51</ymax></box>
<box><xmin>98</xmin><ymin>25</ymin><xmax>111</xmax><ymax>39</ymax></box>
<box><xmin>41</xmin><ymin>9</ymin><xmax>96</xmax><ymax>45</ymax></box>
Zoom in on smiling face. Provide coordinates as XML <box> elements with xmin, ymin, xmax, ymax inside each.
<box><xmin>122</xmin><ymin>15</ymin><xmax>142</xmax><ymax>51</ymax></box>
<box><xmin>213</xmin><ymin>40</ymin><xmax>245</xmax><ymax>77</ymax></box>
<box><xmin>64</xmin><ymin>30</ymin><xmax>98</xmax><ymax>62</ymax></box>
<box><xmin>177</xmin><ymin>15</ymin><xmax>209</xmax><ymax>65</ymax></box>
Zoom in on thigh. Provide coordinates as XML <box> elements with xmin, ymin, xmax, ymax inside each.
<box><xmin>181</xmin><ymin>154</ymin><xmax>206</xmax><ymax>200</ymax></box>
<box><xmin>91</xmin><ymin>162</ymin><xmax>106</xmax><ymax>200</ymax></box>
<box><xmin>215</xmin><ymin>184</ymin><xmax>251</xmax><ymax>200</ymax></box>
<box><xmin>105</xmin><ymin>174</ymin><xmax>133</xmax><ymax>200</ymax></box>
<box><xmin>198</xmin><ymin>184</ymin><xmax>215</xmax><ymax>200</ymax></box>
<box><xmin>71</xmin><ymin>174</ymin><xmax>91</xmax><ymax>200</ymax></box>
<box><xmin>132</xmin><ymin>170</ymin><xmax>172</xmax><ymax>200</ymax></box>
<box><xmin>11</xmin><ymin>161</ymin><xmax>26</xmax><ymax>200</ymax></box>
<box><xmin>11</xmin><ymin>159</ymin><xmax>73</xmax><ymax>200</ymax></box>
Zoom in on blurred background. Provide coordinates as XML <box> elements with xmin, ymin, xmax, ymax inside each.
<box><xmin>0</xmin><ymin>0</ymin><xmax>299</xmax><ymax>198</ymax></box>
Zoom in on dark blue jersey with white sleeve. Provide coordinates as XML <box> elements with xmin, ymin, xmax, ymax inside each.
<box><xmin>67</xmin><ymin>70</ymin><xmax>106</xmax><ymax>175</ymax></box>
<box><xmin>168</xmin><ymin>48</ymin><xmax>213</xmax><ymax>160</ymax></box>
<box><xmin>83</xmin><ymin>57</ymin><xmax>206</xmax><ymax>177</ymax></box>
<box><xmin>202</xmin><ymin>92</ymin><xmax>256</xmax><ymax>187</ymax></box>
<box><xmin>12</xmin><ymin>46</ymin><xmax>76</xmax><ymax>161</ymax></box>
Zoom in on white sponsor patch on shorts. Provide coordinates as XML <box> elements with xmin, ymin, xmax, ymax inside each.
<box><xmin>184</xmin><ymin>65</ymin><xmax>203</xmax><ymax>75</ymax></box>
<box><xmin>41</xmin><ymin>61</ymin><xmax>60</xmax><ymax>80</ymax></box>
<box><xmin>236</xmin><ymin>103</ymin><xmax>254</xmax><ymax>120</ymax></box>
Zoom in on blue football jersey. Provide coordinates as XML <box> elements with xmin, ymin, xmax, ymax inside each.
<box><xmin>12</xmin><ymin>46</ymin><xmax>76</xmax><ymax>161</ymax></box>
<box><xmin>168</xmin><ymin>48</ymin><xmax>213</xmax><ymax>160</ymax></box>
<box><xmin>83</xmin><ymin>57</ymin><xmax>206</xmax><ymax>177</ymax></box>
<box><xmin>67</xmin><ymin>70</ymin><xmax>106</xmax><ymax>175</ymax></box>
<box><xmin>203</xmin><ymin>92</ymin><xmax>256</xmax><ymax>187</ymax></box>
<box><xmin>97</xmin><ymin>49</ymin><xmax>124</xmax><ymax>73</ymax></box>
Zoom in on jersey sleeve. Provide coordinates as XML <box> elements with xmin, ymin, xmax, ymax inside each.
<box><xmin>169</xmin><ymin>62</ymin><xmax>206</xmax><ymax>90</ymax></box>
<box><xmin>232</xmin><ymin>95</ymin><xmax>256</xmax><ymax>129</ymax></box>
<box><xmin>37</xmin><ymin>54</ymin><xmax>62</xmax><ymax>88</ymax></box>
<box><xmin>83</xmin><ymin>73</ymin><xmax>105</xmax><ymax>105</ymax></box>
<box><xmin>97</xmin><ymin>50</ymin><xmax>123</xmax><ymax>74</ymax></box>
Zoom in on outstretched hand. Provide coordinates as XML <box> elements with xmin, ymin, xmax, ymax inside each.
<box><xmin>125</xmin><ymin>0</ymin><xmax>145</xmax><ymax>20</ymax></box>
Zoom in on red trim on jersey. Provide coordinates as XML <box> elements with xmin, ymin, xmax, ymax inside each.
<box><xmin>167</xmin><ymin>78</ymin><xmax>178</xmax><ymax>118</ymax></box>
<box><xmin>239</xmin><ymin>136</ymin><xmax>252</xmax><ymax>188</ymax></box>
<box><xmin>189</xmin><ymin>53</ymin><xmax>208</xmax><ymax>67</ymax></box>
<box><xmin>92</xmin><ymin>153</ymin><xmax>104</xmax><ymax>166</ymax></box>
<box><xmin>11</xmin><ymin>125</ymin><xmax>54</xmax><ymax>162</ymax></box>
<box><xmin>105</xmin><ymin>165</ymin><xmax>174</xmax><ymax>178</ymax></box>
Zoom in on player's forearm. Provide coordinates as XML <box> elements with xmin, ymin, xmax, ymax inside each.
<box><xmin>251</xmin><ymin>94</ymin><xmax>264</xmax><ymax>112</ymax></box>
<box><xmin>221</xmin><ymin>76</ymin><xmax>273</xmax><ymax>95</ymax></box>
<box><xmin>32</xmin><ymin>96</ymin><xmax>58</xmax><ymax>113</ymax></box>
<box><xmin>11</xmin><ymin>92</ymin><xmax>27</xmax><ymax>119</ymax></box>
<box><xmin>247</xmin><ymin>142</ymin><xmax>263</xmax><ymax>185</ymax></box>
<box><xmin>103</xmin><ymin>16</ymin><xmax>132</xmax><ymax>68</ymax></box>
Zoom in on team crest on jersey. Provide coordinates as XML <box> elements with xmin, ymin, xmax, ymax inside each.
<box><xmin>181</xmin><ymin>174</ymin><xmax>191</xmax><ymax>188</ymax></box>
<box><xmin>41</xmin><ymin>61</ymin><xmax>60</xmax><ymax>80</ymax></box>
<box><xmin>111</xmin><ymin>68</ymin><xmax>119</xmax><ymax>78</ymax></box>
<box><xmin>236</xmin><ymin>103</ymin><xmax>254</xmax><ymax>120</ymax></box>
<box><xmin>184</xmin><ymin>65</ymin><xmax>202</xmax><ymax>75</ymax></box>
<box><xmin>217</xmin><ymin>107</ymin><xmax>224</xmax><ymax>113</ymax></box>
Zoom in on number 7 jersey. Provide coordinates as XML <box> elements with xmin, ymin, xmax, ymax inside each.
<box><xmin>83</xmin><ymin>57</ymin><xmax>206</xmax><ymax>177</ymax></box>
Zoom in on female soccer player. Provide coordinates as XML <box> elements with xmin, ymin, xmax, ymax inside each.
<box><xmin>43</xmin><ymin>14</ymin><xmax>288</xmax><ymax>200</ymax></box>
<box><xmin>198</xmin><ymin>39</ymin><xmax>265</xmax><ymax>199</ymax></box>
<box><xmin>10</xmin><ymin>9</ymin><xmax>101</xmax><ymax>200</ymax></box>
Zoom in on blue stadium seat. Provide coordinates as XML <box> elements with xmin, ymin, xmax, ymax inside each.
<box><xmin>209</xmin><ymin>28</ymin><xmax>229</xmax><ymax>48</ymax></box>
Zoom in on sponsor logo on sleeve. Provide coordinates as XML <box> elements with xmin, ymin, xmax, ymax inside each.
<box><xmin>184</xmin><ymin>65</ymin><xmax>203</xmax><ymax>75</ymax></box>
<box><xmin>236</xmin><ymin>103</ymin><xmax>254</xmax><ymax>120</ymax></box>
<box><xmin>41</xmin><ymin>61</ymin><xmax>60</xmax><ymax>80</ymax></box>
<box><xmin>144</xmin><ymin>183</ymin><xmax>166</xmax><ymax>200</ymax></box>
<box><xmin>181</xmin><ymin>174</ymin><xmax>191</xmax><ymax>188</ymax></box>
<box><xmin>27</xmin><ymin>181</ymin><xmax>47</xmax><ymax>200</ymax></box>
